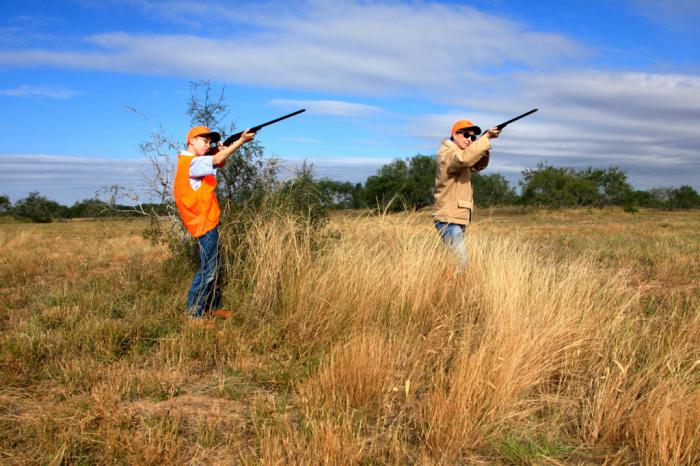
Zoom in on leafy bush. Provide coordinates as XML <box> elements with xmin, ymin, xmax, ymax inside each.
<box><xmin>66</xmin><ymin>198</ymin><xmax>112</xmax><ymax>218</ymax></box>
<box><xmin>472</xmin><ymin>173</ymin><xmax>518</xmax><ymax>207</ymax></box>
<box><xmin>314</xmin><ymin>179</ymin><xmax>355</xmax><ymax>209</ymax></box>
<box><xmin>0</xmin><ymin>195</ymin><xmax>10</xmax><ymax>215</ymax></box>
<box><xmin>519</xmin><ymin>163</ymin><xmax>636</xmax><ymax>208</ymax></box>
<box><xmin>667</xmin><ymin>185</ymin><xmax>700</xmax><ymax>210</ymax></box>
<box><xmin>12</xmin><ymin>191</ymin><xmax>66</xmax><ymax>223</ymax></box>
<box><xmin>363</xmin><ymin>154</ymin><xmax>435</xmax><ymax>211</ymax></box>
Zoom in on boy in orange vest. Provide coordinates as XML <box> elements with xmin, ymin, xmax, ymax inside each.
<box><xmin>173</xmin><ymin>125</ymin><xmax>255</xmax><ymax>321</ymax></box>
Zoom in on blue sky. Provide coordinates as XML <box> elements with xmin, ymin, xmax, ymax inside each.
<box><xmin>1</xmin><ymin>0</ymin><xmax>699</xmax><ymax>204</ymax></box>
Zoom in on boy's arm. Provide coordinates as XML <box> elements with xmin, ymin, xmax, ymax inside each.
<box><xmin>446</xmin><ymin>137</ymin><xmax>492</xmax><ymax>172</ymax></box>
<box><xmin>211</xmin><ymin>129</ymin><xmax>255</xmax><ymax>166</ymax></box>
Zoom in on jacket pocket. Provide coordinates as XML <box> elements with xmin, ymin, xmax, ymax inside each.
<box><xmin>457</xmin><ymin>200</ymin><xmax>473</xmax><ymax>222</ymax></box>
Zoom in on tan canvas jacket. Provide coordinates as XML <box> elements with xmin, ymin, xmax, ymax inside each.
<box><xmin>433</xmin><ymin>137</ymin><xmax>492</xmax><ymax>225</ymax></box>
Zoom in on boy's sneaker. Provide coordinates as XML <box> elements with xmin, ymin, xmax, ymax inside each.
<box><xmin>211</xmin><ymin>309</ymin><xmax>233</xmax><ymax>319</ymax></box>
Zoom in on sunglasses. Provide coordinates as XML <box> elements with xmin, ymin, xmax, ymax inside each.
<box><xmin>457</xmin><ymin>132</ymin><xmax>478</xmax><ymax>141</ymax></box>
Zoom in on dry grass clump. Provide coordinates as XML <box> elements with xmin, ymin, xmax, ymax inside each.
<box><xmin>234</xmin><ymin>211</ymin><xmax>698</xmax><ymax>463</ymax></box>
<box><xmin>1</xmin><ymin>211</ymin><xmax>698</xmax><ymax>464</ymax></box>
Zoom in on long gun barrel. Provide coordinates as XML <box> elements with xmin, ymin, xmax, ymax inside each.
<box><xmin>482</xmin><ymin>108</ymin><xmax>538</xmax><ymax>136</ymax></box>
<box><xmin>221</xmin><ymin>109</ymin><xmax>306</xmax><ymax>146</ymax></box>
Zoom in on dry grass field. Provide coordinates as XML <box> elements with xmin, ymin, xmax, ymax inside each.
<box><xmin>1</xmin><ymin>208</ymin><xmax>698</xmax><ymax>465</ymax></box>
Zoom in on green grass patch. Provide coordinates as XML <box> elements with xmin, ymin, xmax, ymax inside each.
<box><xmin>492</xmin><ymin>430</ymin><xmax>574</xmax><ymax>464</ymax></box>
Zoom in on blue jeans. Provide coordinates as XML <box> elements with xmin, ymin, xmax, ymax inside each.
<box><xmin>435</xmin><ymin>221</ymin><xmax>468</xmax><ymax>265</ymax></box>
<box><xmin>187</xmin><ymin>226</ymin><xmax>222</xmax><ymax>317</ymax></box>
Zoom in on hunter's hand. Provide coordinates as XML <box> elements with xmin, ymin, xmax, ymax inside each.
<box><xmin>239</xmin><ymin>129</ymin><xmax>256</xmax><ymax>143</ymax></box>
<box><xmin>212</xmin><ymin>134</ymin><xmax>251</xmax><ymax>165</ymax></box>
<box><xmin>484</xmin><ymin>127</ymin><xmax>501</xmax><ymax>139</ymax></box>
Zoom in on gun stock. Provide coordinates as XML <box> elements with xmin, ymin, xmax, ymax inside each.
<box><xmin>221</xmin><ymin>109</ymin><xmax>306</xmax><ymax>146</ymax></box>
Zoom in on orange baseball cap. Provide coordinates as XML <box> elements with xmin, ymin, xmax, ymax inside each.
<box><xmin>451</xmin><ymin>119</ymin><xmax>482</xmax><ymax>136</ymax></box>
<box><xmin>186</xmin><ymin>126</ymin><xmax>221</xmax><ymax>145</ymax></box>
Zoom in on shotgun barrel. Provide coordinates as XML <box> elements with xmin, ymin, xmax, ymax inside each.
<box><xmin>482</xmin><ymin>108</ymin><xmax>538</xmax><ymax>136</ymax></box>
<box><xmin>221</xmin><ymin>109</ymin><xmax>306</xmax><ymax>146</ymax></box>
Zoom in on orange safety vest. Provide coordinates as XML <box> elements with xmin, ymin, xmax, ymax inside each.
<box><xmin>173</xmin><ymin>154</ymin><xmax>220</xmax><ymax>238</ymax></box>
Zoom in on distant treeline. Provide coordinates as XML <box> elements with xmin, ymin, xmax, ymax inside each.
<box><xmin>315</xmin><ymin>157</ymin><xmax>700</xmax><ymax>212</ymax></box>
<box><xmin>2</xmin><ymin>157</ymin><xmax>699</xmax><ymax>222</ymax></box>
<box><xmin>0</xmin><ymin>192</ymin><xmax>166</xmax><ymax>223</ymax></box>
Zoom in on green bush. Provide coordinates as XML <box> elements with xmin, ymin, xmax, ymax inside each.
<box><xmin>363</xmin><ymin>154</ymin><xmax>435</xmax><ymax>211</ymax></box>
<box><xmin>12</xmin><ymin>192</ymin><xmax>66</xmax><ymax>223</ymax></box>
<box><xmin>667</xmin><ymin>185</ymin><xmax>700</xmax><ymax>210</ymax></box>
<box><xmin>0</xmin><ymin>195</ymin><xmax>10</xmax><ymax>215</ymax></box>
<box><xmin>472</xmin><ymin>173</ymin><xmax>518</xmax><ymax>207</ymax></box>
<box><xmin>519</xmin><ymin>164</ymin><xmax>635</xmax><ymax>208</ymax></box>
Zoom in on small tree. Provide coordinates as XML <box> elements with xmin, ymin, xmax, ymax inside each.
<box><xmin>667</xmin><ymin>185</ymin><xmax>700</xmax><ymax>210</ymax></box>
<box><xmin>314</xmin><ymin>179</ymin><xmax>355</xmax><ymax>209</ymax></box>
<box><xmin>472</xmin><ymin>173</ymin><xmax>518</xmax><ymax>207</ymax></box>
<box><xmin>364</xmin><ymin>159</ymin><xmax>410</xmax><ymax>210</ymax></box>
<box><xmin>276</xmin><ymin>161</ymin><xmax>329</xmax><ymax>227</ymax></box>
<box><xmin>13</xmin><ymin>192</ymin><xmax>66</xmax><ymax>223</ymax></box>
<box><xmin>579</xmin><ymin>167</ymin><xmax>633</xmax><ymax>207</ymax></box>
<box><xmin>67</xmin><ymin>198</ymin><xmax>112</xmax><ymax>218</ymax></box>
<box><xmin>406</xmin><ymin>154</ymin><xmax>436</xmax><ymax>208</ymax></box>
<box><xmin>350</xmin><ymin>183</ymin><xmax>367</xmax><ymax>209</ymax></box>
<box><xmin>363</xmin><ymin>154</ymin><xmax>435</xmax><ymax>211</ymax></box>
<box><xmin>0</xmin><ymin>195</ymin><xmax>10</xmax><ymax>215</ymax></box>
<box><xmin>520</xmin><ymin>164</ymin><xmax>590</xmax><ymax>207</ymax></box>
<box><xmin>186</xmin><ymin>80</ymin><xmax>228</xmax><ymax>129</ymax></box>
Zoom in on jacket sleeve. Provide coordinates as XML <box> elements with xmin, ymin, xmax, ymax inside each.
<box><xmin>470</xmin><ymin>152</ymin><xmax>490</xmax><ymax>172</ymax></box>
<box><xmin>445</xmin><ymin>138</ymin><xmax>492</xmax><ymax>173</ymax></box>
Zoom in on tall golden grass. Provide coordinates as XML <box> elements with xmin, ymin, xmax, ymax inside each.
<box><xmin>1</xmin><ymin>211</ymin><xmax>698</xmax><ymax>464</ymax></box>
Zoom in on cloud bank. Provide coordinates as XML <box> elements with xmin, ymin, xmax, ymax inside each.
<box><xmin>0</xmin><ymin>85</ymin><xmax>80</xmax><ymax>99</ymax></box>
<box><xmin>0</xmin><ymin>153</ymin><xmax>388</xmax><ymax>204</ymax></box>
<box><xmin>0</xmin><ymin>1</ymin><xmax>584</xmax><ymax>95</ymax></box>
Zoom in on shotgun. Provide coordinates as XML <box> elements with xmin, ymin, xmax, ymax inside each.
<box><xmin>481</xmin><ymin>108</ymin><xmax>538</xmax><ymax>137</ymax></box>
<box><xmin>221</xmin><ymin>109</ymin><xmax>306</xmax><ymax>146</ymax></box>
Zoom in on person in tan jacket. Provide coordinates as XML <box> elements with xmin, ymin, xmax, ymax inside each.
<box><xmin>433</xmin><ymin>119</ymin><xmax>500</xmax><ymax>263</ymax></box>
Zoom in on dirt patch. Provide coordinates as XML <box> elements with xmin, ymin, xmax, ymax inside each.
<box><xmin>129</xmin><ymin>394</ymin><xmax>247</xmax><ymax>422</ymax></box>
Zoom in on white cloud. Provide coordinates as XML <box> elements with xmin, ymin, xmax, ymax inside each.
<box><xmin>0</xmin><ymin>154</ymin><xmax>151</xmax><ymax>204</ymax></box>
<box><xmin>281</xmin><ymin>155</ymin><xmax>390</xmax><ymax>183</ymax></box>
<box><xmin>269</xmin><ymin>99</ymin><xmax>383</xmax><ymax>118</ymax></box>
<box><xmin>0</xmin><ymin>84</ymin><xmax>81</xmax><ymax>99</ymax></box>
<box><xmin>0</xmin><ymin>1</ymin><xmax>585</xmax><ymax>95</ymax></box>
